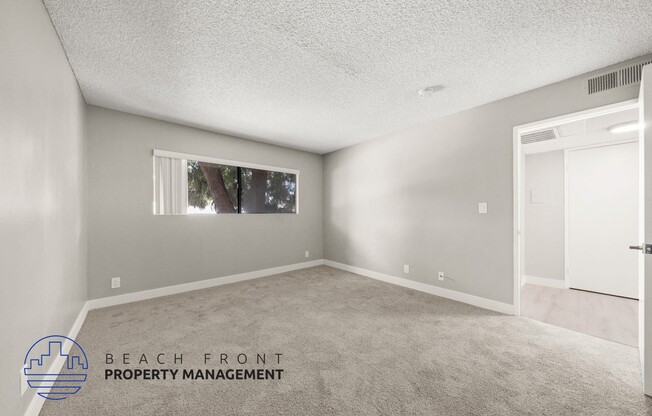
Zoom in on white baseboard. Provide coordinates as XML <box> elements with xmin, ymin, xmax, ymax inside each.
<box><xmin>522</xmin><ymin>274</ymin><xmax>567</xmax><ymax>289</ymax></box>
<box><xmin>323</xmin><ymin>260</ymin><xmax>515</xmax><ymax>315</ymax></box>
<box><xmin>87</xmin><ymin>259</ymin><xmax>324</xmax><ymax>310</ymax></box>
<box><xmin>24</xmin><ymin>302</ymin><xmax>89</xmax><ymax>416</ymax></box>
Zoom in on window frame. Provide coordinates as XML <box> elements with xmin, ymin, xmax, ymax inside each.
<box><xmin>153</xmin><ymin>149</ymin><xmax>300</xmax><ymax>215</ymax></box>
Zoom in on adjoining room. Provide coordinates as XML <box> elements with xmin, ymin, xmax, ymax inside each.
<box><xmin>518</xmin><ymin>105</ymin><xmax>641</xmax><ymax>347</ymax></box>
<box><xmin>2</xmin><ymin>1</ymin><xmax>652</xmax><ymax>415</ymax></box>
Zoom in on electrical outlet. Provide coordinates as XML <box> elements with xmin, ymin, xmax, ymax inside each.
<box><xmin>478</xmin><ymin>202</ymin><xmax>488</xmax><ymax>214</ymax></box>
<box><xmin>111</xmin><ymin>277</ymin><xmax>121</xmax><ymax>289</ymax></box>
<box><xmin>438</xmin><ymin>272</ymin><xmax>445</xmax><ymax>281</ymax></box>
<box><xmin>403</xmin><ymin>264</ymin><xmax>410</xmax><ymax>274</ymax></box>
<box><xmin>20</xmin><ymin>368</ymin><xmax>27</xmax><ymax>396</ymax></box>
<box><xmin>305</xmin><ymin>250</ymin><xmax>310</xmax><ymax>258</ymax></box>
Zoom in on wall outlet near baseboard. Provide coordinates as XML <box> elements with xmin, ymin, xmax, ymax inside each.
<box><xmin>305</xmin><ymin>250</ymin><xmax>310</xmax><ymax>258</ymax></box>
<box><xmin>438</xmin><ymin>272</ymin><xmax>445</xmax><ymax>281</ymax></box>
<box><xmin>111</xmin><ymin>277</ymin><xmax>121</xmax><ymax>289</ymax></box>
<box><xmin>403</xmin><ymin>264</ymin><xmax>410</xmax><ymax>274</ymax></box>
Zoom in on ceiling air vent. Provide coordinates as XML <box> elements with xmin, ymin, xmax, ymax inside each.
<box><xmin>586</xmin><ymin>58</ymin><xmax>652</xmax><ymax>95</ymax></box>
<box><xmin>521</xmin><ymin>128</ymin><xmax>560</xmax><ymax>145</ymax></box>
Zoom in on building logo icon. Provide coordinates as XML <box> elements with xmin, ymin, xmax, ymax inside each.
<box><xmin>24</xmin><ymin>335</ymin><xmax>88</xmax><ymax>400</ymax></box>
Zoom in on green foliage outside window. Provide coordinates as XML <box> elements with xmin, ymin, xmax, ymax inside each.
<box><xmin>187</xmin><ymin>160</ymin><xmax>296</xmax><ymax>214</ymax></box>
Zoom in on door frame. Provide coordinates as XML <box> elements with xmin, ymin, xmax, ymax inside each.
<box><xmin>512</xmin><ymin>98</ymin><xmax>640</xmax><ymax>316</ymax></box>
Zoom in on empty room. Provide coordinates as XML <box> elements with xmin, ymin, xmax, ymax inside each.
<box><xmin>2</xmin><ymin>1</ymin><xmax>652</xmax><ymax>415</ymax></box>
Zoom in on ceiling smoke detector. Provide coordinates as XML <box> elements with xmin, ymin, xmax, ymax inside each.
<box><xmin>418</xmin><ymin>85</ymin><xmax>444</xmax><ymax>97</ymax></box>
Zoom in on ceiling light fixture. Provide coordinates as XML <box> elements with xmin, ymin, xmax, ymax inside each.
<box><xmin>608</xmin><ymin>121</ymin><xmax>640</xmax><ymax>134</ymax></box>
<box><xmin>418</xmin><ymin>85</ymin><xmax>444</xmax><ymax>97</ymax></box>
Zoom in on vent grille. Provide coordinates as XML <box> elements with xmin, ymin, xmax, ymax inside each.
<box><xmin>521</xmin><ymin>128</ymin><xmax>560</xmax><ymax>145</ymax></box>
<box><xmin>587</xmin><ymin>59</ymin><xmax>652</xmax><ymax>94</ymax></box>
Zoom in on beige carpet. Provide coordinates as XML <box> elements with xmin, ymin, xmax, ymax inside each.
<box><xmin>41</xmin><ymin>266</ymin><xmax>651</xmax><ymax>415</ymax></box>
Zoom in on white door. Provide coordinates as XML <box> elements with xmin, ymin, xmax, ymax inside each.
<box><xmin>567</xmin><ymin>141</ymin><xmax>639</xmax><ymax>298</ymax></box>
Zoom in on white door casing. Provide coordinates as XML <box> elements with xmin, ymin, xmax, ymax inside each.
<box><xmin>640</xmin><ymin>65</ymin><xmax>651</xmax><ymax>396</ymax></box>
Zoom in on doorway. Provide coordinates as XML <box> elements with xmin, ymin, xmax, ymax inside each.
<box><xmin>513</xmin><ymin>100</ymin><xmax>641</xmax><ymax>348</ymax></box>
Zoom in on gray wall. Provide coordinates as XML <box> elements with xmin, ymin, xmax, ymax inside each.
<box><xmin>524</xmin><ymin>151</ymin><xmax>565</xmax><ymax>281</ymax></box>
<box><xmin>323</xmin><ymin>60</ymin><xmax>643</xmax><ymax>305</ymax></box>
<box><xmin>0</xmin><ymin>0</ymin><xmax>87</xmax><ymax>415</ymax></box>
<box><xmin>86</xmin><ymin>106</ymin><xmax>323</xmax><ymax>299</ymax></box>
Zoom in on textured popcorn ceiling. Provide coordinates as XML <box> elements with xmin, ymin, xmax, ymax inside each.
<box><xmin>43</xmin><ymin>1</ymin><xmax>652</xmax><ymax>154</ymax></box>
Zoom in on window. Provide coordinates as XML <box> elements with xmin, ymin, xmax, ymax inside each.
<box><xmin>154</xmin><ymin>150</ymin><xmax>298</xmax><ymax>215</ymax></box>
<box><xmin>240</xmin><ymin>168</ymin><xmax>297</xmax><ymax>214</ymax></box>
<box><xmin>187</xmin><ymin>161</ymin><xmax>238</xmax><ymax>214</ymax></box>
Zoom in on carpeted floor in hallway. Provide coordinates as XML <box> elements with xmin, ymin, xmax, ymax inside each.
<box><xmin>41</xmin><ymin>266</ymin><xmax>651</xmax><ymax>415</ymax></box>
